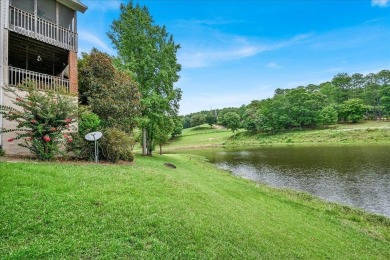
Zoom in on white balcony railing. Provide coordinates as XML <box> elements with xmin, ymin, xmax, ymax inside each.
<box><xmin>8</xmin><ymin>6</ymin><xmax>77</xmax><ymax>52</ymax></box>
<box><xmin>9</xmin><ymin>66</ymin><xmax>70</xmax><ymax>93</ymax></box>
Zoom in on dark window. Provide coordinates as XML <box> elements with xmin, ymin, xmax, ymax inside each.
<box><xmin>37</xmin><ymin>0</ymin><xmax>56</xmax><ymax>23</ymax></box>
<box><xmin>11</xmin><ymin>0</ymin><xmax>34</xmax><ymax>13</ymax></box>
<box><xmin>59</xmin><ymin>3</ymin><xmax>74</xmax><ymax>31</ymax></box>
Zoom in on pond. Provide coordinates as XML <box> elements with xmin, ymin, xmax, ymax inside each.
<box><xmin>173</xmin><ymin>145</ymin><xmax>390</xmax><ymax>218</ymax></box>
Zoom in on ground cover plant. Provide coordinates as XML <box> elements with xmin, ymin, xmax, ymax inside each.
<box><xmin>1</xmin><ymin>154</ymin><xmax>389</xmax><ymax>259</ymax></box>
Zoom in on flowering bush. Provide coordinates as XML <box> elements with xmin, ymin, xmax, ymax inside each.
<box><xmin>0</xmin><ymin>85</ymin><xmax>77</xmax><ymax>160</ymax></box>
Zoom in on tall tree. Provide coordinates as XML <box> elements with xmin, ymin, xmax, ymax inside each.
<box><xmin>108</xmin><ymin>2</ymin><xmax>181</xmax><ymax>156</ymax></box>
<box><xmin>223</xmin><ymin>112</ymin><xmax>241</xmax><ymax>135</ymax></box>
<box><xmin>78</xmin><ymin>49</ymin><xmax>141</xmax><ymax>132</ymax></box>
<box><xmin>205</xmin><ymin>112</ymin><xmax>217</xmax><ymax>128</ymax></box>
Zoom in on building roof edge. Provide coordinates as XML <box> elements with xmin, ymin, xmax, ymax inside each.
<box><xmin>58</xmin><ymin>0</ymin><xmax>87</xmax><ymax>13</ymax></box>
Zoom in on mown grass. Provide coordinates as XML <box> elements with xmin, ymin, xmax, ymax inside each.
<box><xmin>228</xmin><ymin>124</ymin><xmax>390</xmax><ymax>147</ymax></box>
<box><xmin>165</xmin><ymin>124</ymin><xmax>233</xmax><ymax>149</ymax></box>
<box><xmin>165</xmin><ymin>121</ymin><xmax>390</xmax><ymax>150</ymax></box>
<box><xmin>1</xmin><ymin>154</ymin><xmax>389</xmax><ymax>259</ymax></box>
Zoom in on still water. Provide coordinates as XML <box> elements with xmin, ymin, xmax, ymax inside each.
<box><xmin>178</xmin><ymin>146</ymin><xmax>390</xmax><ymax>217</ymax></box>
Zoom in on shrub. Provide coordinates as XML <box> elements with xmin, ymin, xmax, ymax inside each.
<box><xmin>0</xmin><ymin>147</ymin><xmax>5</xmax><ymax>156</ymax></box>
<box><xmin>100</xmin><ymin>128</ymin><xmax>135</xmax><ymax>163</ymax></box>
<box><xmin>0</xmin><ymin>84</ymin><xmax>77</xmax><ymax>160</ymax></box>
<box><xmin>78</xmin><ymin>106</ymin><xmax>101</xmax><ymax>135</ymax></box>
<box><xmin>66</xmin><ymin>107</ymin><xmax>101</xmax><ymax>160</ymax></box>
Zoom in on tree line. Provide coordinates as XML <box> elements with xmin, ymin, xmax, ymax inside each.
<box><xmin>184</xmin><ymin>70</ymin><xmax>390</xmax><ymax>134</ymax></box>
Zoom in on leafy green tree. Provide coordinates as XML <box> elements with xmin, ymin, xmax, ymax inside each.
<box><xmin>285</xmin><ymin>88</ymin><xmax>326</xmax><ymax>129</ymax></box>
<box><xmin>332</xmin><ymin>73</ymin><xmax>352</xmax><ymax>103</ymax></box>
<box><xmin>205</xmin><ymin>112</ymin><xmax>217</xmax><ymax>128</ymax></box>
<box><xmin>78</xmin><ymin>49</ymin><xmax>141</xmax><ymax>132</ymax></box>
<box><xmin>190</xmin><ymin>114</ymin><xmax>206</xmax><ymax>127</ymax></box>
<box><xmin>108</xmin><ymin>1</ymin><xmax>181</xmax><ymax>156</ymax></box>
<box><xmin>316</xmin><ymin>105</ymin><xmax>338</xmax><ymax>126</ymax></box>
<box><xmin>0</xmin><ymin>84</ymin><xmax>77</xmax><ymax>160</ymax></box>
<box><xmin>171</xmin><ymin>117</ymin><xmax>183</xmax><ymax>137</ymax></box>
<box><xmin>154</xmin><ymin>116</ymin><xmax>175</xmax><ymax>155</ymax></box>
<box><xmin>223</xmin><ymin>112</ymin><xmax>241</xmax><ymax>135</ymax></box>
<box><xmin>256</xmin><ymin>97</ymin><xmax>289</xmax><ymax>134</ymax></box>
<box><xmin>339</xmin><ymin>98</ymin><xmax>367</xmax><ymax>123</ymax></box>
<box><xmin>182</xmin><ymin>116</ymin><xmax>191</xmax><ymax>129</ymax></box>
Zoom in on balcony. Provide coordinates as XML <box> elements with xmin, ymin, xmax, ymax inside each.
<box><xmin>8</xmin><ymin>66</ymin><xmax>70</xmax><ymax>93</ymax></box>
<box><xmin>8</xmin><ymin>5</ymin><xmax>77</xmax><ymax>52</ymax></box>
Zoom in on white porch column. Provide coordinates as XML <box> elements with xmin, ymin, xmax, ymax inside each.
<box><xmin>0</xmin><ymin>0</ymin><xmax>10</xmax><ymax>147</ymax></box>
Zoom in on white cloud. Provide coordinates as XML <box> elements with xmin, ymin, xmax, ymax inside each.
<box><xmin>78</xmin><ymin>31</ymin><xmax>115</xmax><ymax>55</ymax></box>
<box><xmin>178</xmin><ymin>33</ymin><xmax>311</xmax><ymax>69</ymax></box>
<box><xmin>266</xmin><ymin>62</ymin><xmax>281</xmax><ymax>69</ymax></box>
<box><xmin>372</xmin><ymin>0</ymin><xmax>389</xmax><ymax>7</ymax></box>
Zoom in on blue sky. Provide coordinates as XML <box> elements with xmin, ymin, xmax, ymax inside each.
<box><xmin>78</xmin><ymin>0</ymin><xmax>390</xmax><ymax>115</ymax></box>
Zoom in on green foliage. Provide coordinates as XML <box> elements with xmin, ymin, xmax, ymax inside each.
<box><xmin>0</xmin><ymin>85</ymin><xmax>77</xmax><ymax>160</ymax></box>
<box><xmin>78</xmin><ymin>106</ymin><xmax>101</xmax><ymax>135</ymax></box>
<box><xmin>183</xmin><ymin>69</ymin><xmax>390</xmax><ymax>133</ymax></box>
<box><xmin>100</xmin><ymin>128</ymin><xmax>134</xmax><ymax>163</ymax></box>
<box><xmin>224</xmin><ymin>112</ymin><xmax>241</xmax><ymax>134</ymax></box>
<box><xmin>154</xmin><ymin>116</ymin><xmax>175</xmax><ymax>155</ymax></box>
<box><xmin>108</xmin><ymin>1</ymin><xmax>181</xmax><ymax>156</ymax></box>
<box><xmin>182</xmin><ymin>116</ymin><xmax>191</xmax><ymax>129</ymax></box>
<box><xmin>317</xmin><ymin>105</ymin><xmax>338</xmax><ymax>126</ymax></box>
<box><xmin>0</xmin><ymin>147</ymin><xmax>5</xmax><ymax>156</ymax></box>
<box><xmin>66</xmin><ymin>107</ymin><xmax>102</xmax><ymax>160</ymax></box>
<box><xmin>190</xmin><ymin>113</ymin><xmax>206</xmax><ymax>127</ymax></box>
<box><xmin>205</xmin><ymin>112</ymin><xmax>217</xmax><ymax>128</ymax></box>
<box><xmin>171</xmin><ymin>117</ymin><xmax>183</xmax><ymax>137</ymax></box>
<box><xmin>78</xmin><ymin>48</ymin><xmax>140</xmax><ymax>132</ymax></box>
<box><xmin>339</xmin><ymin>98</ymin><xmax>367</xmax><ymax>123</ymax></box>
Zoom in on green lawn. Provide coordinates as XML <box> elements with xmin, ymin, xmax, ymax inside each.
<box><xmin>165</xmin><ymin>124</ymin><xmax>234</xmax><ymax>150</ymax></box>
<box><xmin>228</xmin><ymin>122</ymin><xmax>390</xmax><ymax>147</ymax></box>
<box><xmin>166</xmin><ymin>121</ymin><xmax>390</xmax><ymax>150</ymax></box>
<box><xmin>1</xmin><ymin>154</ymin><xmax>389</xmax><ymax>259</ymax></box>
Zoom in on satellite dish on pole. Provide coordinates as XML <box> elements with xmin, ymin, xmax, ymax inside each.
<box><xmin>85</xmin><ymin>131</ymin><xmax>103</xmax><ymax>163</ymax></box>
<box><xmin>85</xmin><ymin>131</ymin><xmax>102</xmax><ymax>141</ymax></box>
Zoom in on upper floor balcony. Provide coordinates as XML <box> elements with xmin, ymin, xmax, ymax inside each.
<box><xmin>8</xmin><ymin>5</ymin><xmax>78</xmax><ymax>52</ymax></box>
<box><xmin>8</xmin><ymin>66</ymin><xmax>70</xmax><ymax>93</ymax></box>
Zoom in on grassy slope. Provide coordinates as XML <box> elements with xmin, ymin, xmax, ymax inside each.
<box><xmin>1</xmin><ymin>155</ymin><xmax>389</xmax><ymax>259</ymax></box>
<box><xmin>165</xmin><ymin>125</ymin><xmax>233</xmax><ymax>150</ymax></box>
<box><xmin>166</xmin><ymin>121</ymin><xmax>390</xmax><ymax>150</ymax></box>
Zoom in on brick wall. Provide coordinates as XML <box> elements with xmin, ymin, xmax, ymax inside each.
<box><xmin>68</xmin><ymin>51</ymin><xmax>78</xmax><ymax>94</ymax></box>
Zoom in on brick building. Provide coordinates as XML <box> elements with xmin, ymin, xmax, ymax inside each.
<box><xmin>0</xmin><ymin>0</ymin><xmax>87</xmax><ymax>154</ymax></box>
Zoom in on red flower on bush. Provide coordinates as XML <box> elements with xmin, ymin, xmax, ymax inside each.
<box><xmin>30</xmin><ymin>119</ymin><xmax>37</xmax><ymax>124</ymax></box>
<box><xmin>67</xmin><ymin>137</ymin><xmax>73</xmax><ymax>143</ymax></box>
<box><xmin>16</xmin><ymin>97</ymin><xmax>22</xmax><ymax>102</ymax></box>
<box><xmin>43</xmin><ymin>135</ymin><xmax>51</xmax><ymax>142</ymax></box>
<box><xmin>50</xmin><ymin>127</ymin><xmax>56</xmax><ymax>132</ymax></box>
<box><xmin>65</xmin><ymin>118</ymin><xmax>72</xmax><ymax>123</ymax></box>
<box><xmin>8</xmin><ymin>138</ymin><xmax>14</xmax><ymax>142</ymax></box>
